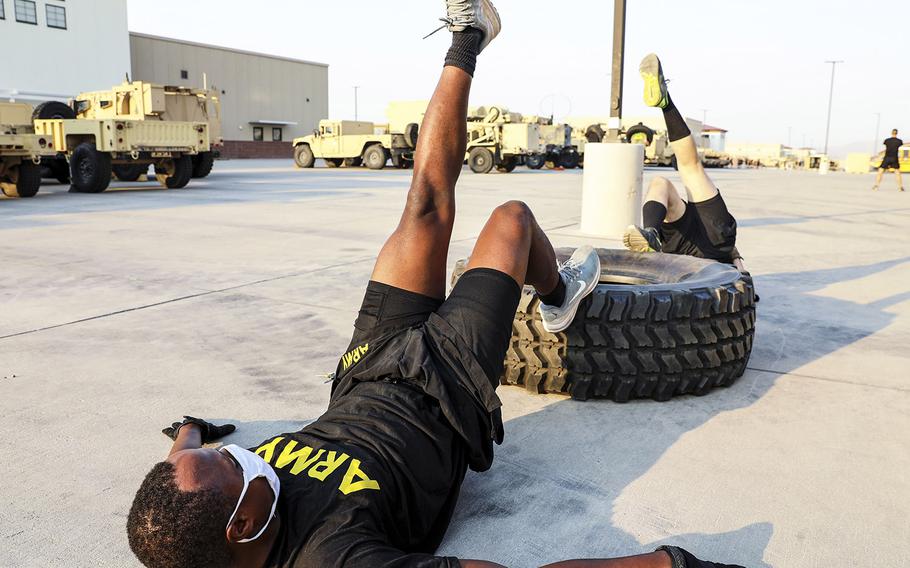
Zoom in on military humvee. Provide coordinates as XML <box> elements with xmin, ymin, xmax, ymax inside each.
<box><xmin>34</xmin><ymin>81</ymin><xmax>219</xmax><ymax>193</ymax></box>
<box><xmin>292</xmin><ymin>120</ymin><xmax>418</xmax><ymax>170</ymax></box>
<box><xmin>0</xmin><ymin>103</ymin><xmax>56</xmax><ymax>198</ymax></box>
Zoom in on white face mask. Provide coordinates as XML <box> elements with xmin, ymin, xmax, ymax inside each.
<box><xmin>221</xmin><ymin>444</ymin><xmax>281</xmax><ymax>543</ymax></box>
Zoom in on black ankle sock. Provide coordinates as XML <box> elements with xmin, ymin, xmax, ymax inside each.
<box><xmin>539</xmin><ymin>275</ymin><xmax>566</xmax><ymax>307</ymax></box>
<box><xmin>662</xmin><ymin>95</ymin><xmax>691</xmax><ymax>142</ymax></box>
<box><xmin>657</xmin><ymin>545</ymin><xmax>746</xmax><ymax>568</ymax></box>
<box><xmin>642</xmin><ymin>200</ymin><xmax>668</xmax><ymax>233</ymax></box>
<box><xmin>444</xmin><ymin>28</ymin><xmax>483</xmax><ymax>76</ymax></box>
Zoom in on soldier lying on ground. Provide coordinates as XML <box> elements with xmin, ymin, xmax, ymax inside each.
<box><xmin>127</xmin><ymin>3</ymin><xmax>745</xmax><ymax>567</ymax></box>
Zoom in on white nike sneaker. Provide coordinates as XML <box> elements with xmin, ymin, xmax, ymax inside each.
<box><xmin>538</xmin><ymin>245</ymin><xmax>602</xmax><ymax>333</ymax></box>
<box><xmin>439</xmin><ymin>0</ymin><xmax>502</xmax><ymax>53</ymax></box>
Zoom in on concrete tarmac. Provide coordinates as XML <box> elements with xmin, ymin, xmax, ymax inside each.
<box><xmin>1</xmin><ymin>160</ymin><xmax>907</xmax><ymax>567</ymax></box>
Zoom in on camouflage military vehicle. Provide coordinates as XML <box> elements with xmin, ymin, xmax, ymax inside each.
<box><xmin>293</xmin><ymin>120</ymin><xmax>418</xmax><ymax>170</ymax></box>
<box><xmin>0</xmin><ymin>103</ymin><xmax>57</xmax><ymax>198</ymax></box>
<box><xmin>34</xmin><ymin>81</ymin><xmax>216</xmax><ymax>192</ymax></box>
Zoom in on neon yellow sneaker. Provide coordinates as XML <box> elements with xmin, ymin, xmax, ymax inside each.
<box><xmin>639</xmin><ymin>53</ymin><xmax>669</xmax><ymax>109</ymax></box>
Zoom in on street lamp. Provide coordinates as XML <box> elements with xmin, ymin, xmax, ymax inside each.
<box><xmin>823</xmin><ymin>60</ymin><xmax>843</xmax><ymax>156</ymax></box>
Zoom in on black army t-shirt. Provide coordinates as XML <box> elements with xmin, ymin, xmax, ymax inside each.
<box><xmin>258</xmin><ymin>380</ymin><xmax>466</xmax><ymax>568</ymax></box>
<box><xmin>884</xmin><ymin>137</ymin><xmax>903</xmax><ymax>158</ymax></box>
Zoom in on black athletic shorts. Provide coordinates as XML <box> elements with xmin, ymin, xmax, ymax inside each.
<box><xmin>880</xmin><ymin>157</ymin><xmax>901</xmax><ymax>170</ymax></box>
<box><xmin>332</xmin><ymin>268</ymin><xmax>522</xmax><ymax>471</ymax></box>
<box><xmin>661</xmin><ymin>192</ymin><xmax>738</xmax><ymax>264</ymax></box>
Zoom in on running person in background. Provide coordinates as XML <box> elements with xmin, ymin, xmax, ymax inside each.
<box><xmin>125</xmin><ymin>4</ymin><xmax>746</xmax><ymax>568</ymax></box>
<box><xmin>872</xmin><ymin>129</ymin><xmax>904</xmax><ymax>192</ymax></box>
<box><xmin>623</xmin><ymin>54</ymin><xmax>747</xmax><ymax>274</ymax></box>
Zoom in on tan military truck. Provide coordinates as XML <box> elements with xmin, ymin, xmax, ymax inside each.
<box><xmin>293</xmin><ymin>120</ymin><xmax>418</xmax><ymax>170</ymax></box>
<box><xmin>0</xmin><ymin>102</ymin><xmax>57</xmax><ymax>198</ymax></box>
<box><xmin>34</xmin><ymin>81</ymin><xmax>214</xmax><ymax>193</ymax></box>
<box><xmin>465</xmin><ymin>106</ymin><xmax>544</xmax><ymax>174</ymax></box>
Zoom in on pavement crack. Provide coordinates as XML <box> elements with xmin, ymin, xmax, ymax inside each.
<box><xmin>747</xmin><ymin>365</ymin><xmax>910</xmax><ymax>392</ymax></box>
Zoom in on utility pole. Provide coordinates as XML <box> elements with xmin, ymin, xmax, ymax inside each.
<box><xmin>354</xmin><ymin>86</ymin><xmax>360</xmax><ymax>121</ymax></box>
<box><xmin>823</xmin><ymin>60</ymin><xmax>843</xmax><ymax>156</ymax></box>
<box><xmin>608</xmin><ymin>0</ymin><xmax>627</xmax><ymax>141</ymax></box>
<box><xmin>872</xmin><ymin>112</ymin><xmax>881</xmax><ymax>155</ymax></box>
<box><xmin>700</xmin><ymin>109</ymin><xmax>709</xmax><ymax>126</ymax></box>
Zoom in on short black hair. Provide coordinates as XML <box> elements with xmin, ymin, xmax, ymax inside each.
<box><xmin>893</xmin><ymin>129</ymin><xmax>899</xmax><ymax>135</ymax></box>
<box><xmin>127</xmin><ymin>461</ymin><xmax>234</xmax><ymax>568</ymax></box>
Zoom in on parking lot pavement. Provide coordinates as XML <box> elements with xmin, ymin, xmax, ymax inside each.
<box><xmin>1</xmin><ymin>160</ymin><xmax>908</xmax><ymax>567</ymax></box>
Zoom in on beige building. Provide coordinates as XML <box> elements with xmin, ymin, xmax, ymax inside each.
<box><xmin>129</xmin><ymin>33</ymin><xmax>328</xmax><ymax>158</ymax></box>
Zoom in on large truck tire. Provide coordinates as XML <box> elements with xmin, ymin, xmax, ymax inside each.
<box><xmin>585</xmin><ymin>124</ymin><xmax>605</xmax><ymax>143</ymax></box>
<box><xmin>191</xmin><ymin>152</ymin><xmax>215</xmax><ymax>178</ymax></box>
<box><xmin>363</xmin><ymin>145</ymin><xmax>387</xmax><ymax>170</ymax></box>
<box><xmin>560</xmin><ymin>150</ymin><xmax>581</xmax><ymax>169</ymax></box>
<box><xmin>70</xmin><ymin>143</ymin><xmax>112</xmax><ymax>193</ymax></box>
<box><xmin>468</xmin><ymin>147</ymin><xmax>495</xmax><ymax>174</ymax></box>
<box><xmin>1</xmin><ymin>161</ymin><xmax>42</xmax><ymax>198</ymax></box>
<box><xmin>294</xmin><ymin>145</ymin><xmax>315</xmax><ymax>168</ymax></box>
<box><xmin>404</xmin><ymin>123</ymin><xmax>419</xmax><ymax>150</ymax></box>
<box><xmin>526</xmin><ymin>153</ymin><xmax>546</xmax><ymax>170</ymax></box>
<box><xmin>496</xmin><ymin>156</ymin><xmax>517</xmax><ymax>173</ymax></box>
<box><xmin>112</xmin><ymin>163</ymin><xmax>148</xmax><ymax>182</ymax></box>
<box><xmin>155</xmin><ymin>155</ymin><xmax>193</xmax><ymax>189</ymax></box>
<box><xmin>451</xmin><ymin>248</ymin><xmax>756</xmax><ymax>402</ymax></box>
<box><xmin>32</xmin><ymin>101</ymin><xmax>76</xmax><ymax>121</ymax></box>
<box><xmin>325</xmin><ymin>158</ymin><xmax>343</xmax><ymax>168</ymax></box>
<box><xmin>626</xmin><ymin>123</ymin><xmax>655</xmax><ymax>147</ymax></box>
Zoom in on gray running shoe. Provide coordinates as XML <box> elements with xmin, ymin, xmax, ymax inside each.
<box><xmin>623</xmin><ymin>225</ymin><xmax>663</xmax><ymax>253</ymax></box>
<box><xmin>538</xmin><ymin>245</ymin><xmax>601</xmax><ymax>333</ymax></box>
<box><xmin>435</xmin><ymin>0</ymin><xmax>502</xmax><ymax>53</ymax></box>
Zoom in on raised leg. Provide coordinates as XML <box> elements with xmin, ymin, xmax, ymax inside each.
<box><xmin>644</xmin><ymin>177</ymin><xmax>687</xmax><ymax>223</ymax></box>
<box><xmin>370</xmin><ymin>66</ymin><xmax>473</xmax><ymax>299</ymax></box>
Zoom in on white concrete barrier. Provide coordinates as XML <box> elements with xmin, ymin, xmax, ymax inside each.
<box><xmin>580</xmin><ymin>143</ymin><xmax>644</xmax><ymax>237</ymax></box>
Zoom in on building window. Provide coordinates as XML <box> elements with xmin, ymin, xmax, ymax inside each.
<box><xmin>272</xmin><ymin>128</ymin><xmax>283</xmax><ymax>142</ymax></box>
<box><xmin>15</xmin><ymin>0</ymin><xmax>37</xmax><ymax>24</ymax></box>
<box><xmin>180</xmin><ymin>70</ymin><xmax>189</xmax><ymax>80</ymax></box>
<box><xmin>46</xmin><ymin>4</ymin><xmax>66</xmax><ymax>29</ymax></box>
<box><xmin>253</xmin><ymin>127</ymin><xmax>264</xmax><ymax>142</ymax></box>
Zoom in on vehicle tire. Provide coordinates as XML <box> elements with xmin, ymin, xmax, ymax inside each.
<box><xmin>468</xmin><ymin>147</ymin><xmax>495</xmax><ymax>174</ymax></box>
<box><xmin>294</xmin><ymin>144</ymin><xmax>316</xmax><ymax>168</ymax></box>
<box><xmin>191</xmin><ymin>151</ymin><xmax>215</xmax><ymax>178</ymax></box>
<box><xmin>155</xmin><ymin>155</ymin><xmax>193</xmax><ymax>189</ymax></box>
<box><xmin>496</xmin><ymin>156</ymin><xmax>517</xmax><ymax>173</ymax></box>
<box><xmin>363</xmin><ymin>145</ymin><xmax>387</xmax><ymax>170</ymax></box>
<box><xmin>544</xmin><ymin>152</ymin><xmax>561</xmax><ymax>169</ymax></box>
<box><xmin>404</xmin><ymin>123</ymin><xmax>419</xmax><ymax>150</ymax></box>
<box><xmin>526</xmin><ymin>153</ymin><xmax>546</xmax><ymax>170</ymax></box>
<box><xmin>559</xmin><ymin>150</ymin><xmax>580</xmax><ymax>169</ymax></box>
<box><xmin>343</xmin><ymin>158</ymin><xmax>363</xmax><ymax>168</ymax></box>
<box><xmin>32</xmin><ymin>101</ymin><xmax>76</xmax><ymax>121</ymax></box>
<box><xmin>112</xmin><ymin>163</ymin><xmax>148</xmax><ymax>182</ymax></box>
<box><xmin>70</xmin><ymin>142</ymin><xmax>112</xmax><ymax>193</ymax></box>
<box><xmin>626</xmin><ymin>123</ymin><xmax>655</xmax><ymax>147</ymax></box>
<box><xmin>0</xmin><ymin>161</ymin><xmax>42</xmax><ymax>198</ymax></box>
<box><xmin>585</xmin><ymin>124</ymin><xmax>605</xmax><ymax>143</ymax></box>
<box><xmin>325</xmin><ymin>158</ymin><xmax>343</xmax><ymax>168</ymax></box>
<box><xmin>451</xmin><ymin>248</ymin><xmax>756</xmax><ymax>402</ymax></box>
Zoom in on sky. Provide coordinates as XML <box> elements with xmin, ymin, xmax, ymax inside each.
<box><xmin>127</xmin><ymin>0</ymin><xmax>909</xmax><ymax>157</ymax></box>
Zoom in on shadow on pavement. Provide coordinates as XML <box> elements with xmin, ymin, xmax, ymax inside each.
<box><xmin>439</xmin><ymin>256</ymin><xmax>909</xmax><ymax>567</ymax></box>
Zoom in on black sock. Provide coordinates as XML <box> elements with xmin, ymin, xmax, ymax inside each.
<box><xmin>445</xmin><ymin>28</ymin><xmax>483</xmax><ymax>76</ymax></box>
<box><xmin>642</xmin><ymin>201</ymin><xmax>667</xmax><ymax>234</ymax></box>
<box><xmin>657</xmin><ymin>546</ymin><xmax>746</xmax><ymax>568</ymax></box>
<box><xmin>539</xmin><ymin>275</ymin><xmax>566</xmax><ymax>307</ymax></box>
<box><xmin>662</xmin><ymin>95</ymin><xmax>691</xmax><ymax>142</ymax></box>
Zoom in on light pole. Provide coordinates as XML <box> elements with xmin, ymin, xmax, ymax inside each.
<box><xmin>353</xmin><ymin>86</ymin><xmax>360</xmax><ymax>121</ymax></box>
<box><xmin>823</xmin><ymin>60</ymin><xmax>843</xmax><ymax>156</ymax></box>
<box><xmin>700</xmin><ymin>109</ymin><xmax>709</xmax><ymax>126</ymax></box>
<box><xmin>872</xmin><ymin>112</ymin><xmax>881</xmax><ymax>155</ymax></box>
<box><xmin>608</xmin><ymin>0</ymin><xmax>627</xmax><ymax>140</ymax></box>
